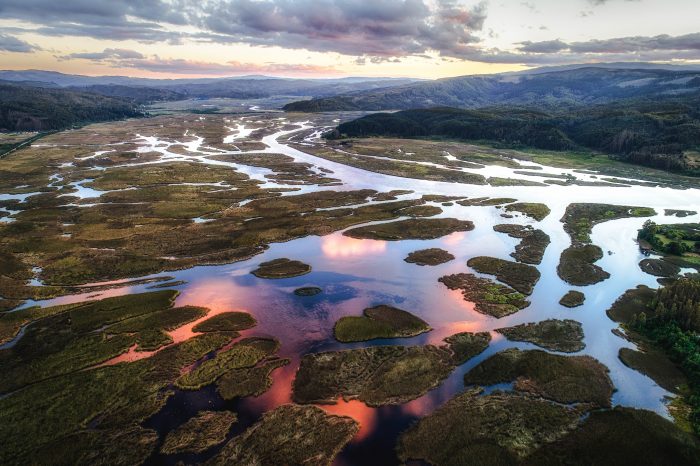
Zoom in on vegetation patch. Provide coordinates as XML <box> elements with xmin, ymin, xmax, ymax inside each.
<box><xmin>619</xmin><ymin>347</ymin><xmax>687</xmax><ymax>393</ymax></box>
<box><xmin>638</xmin><ymin>221</ymin><xmax>700</xmax><ymax>267</ymax></box>
<box><xmin>0</xmin><ymin>290</ymin><xmax>181</xmax><ymax>392</ymax></box>
<box><xmin>398</xmin><ymin>204</ymin><xmax>443</xmax><ymax>217</ymax></box>
<box><xmin>456</xmin><ymin>197</ymin><xmax>517</xmax><ymax>206</ymax></box>
<box><xmin>639</xmin><ymin>258</ymin><xmax>681</xmax><ymax>277</ymax></box>
<box><xmin>557</xmin><ymin>244</ymin><xmax>610</xmax><ymax>286</ymax></box>
<box><xmin>504</xmin><ymin>202</ymin><xmax>551</xmax><ymax>221</ymax></box>
<box><xmin>161</xmin><ymin>410</ymin><xmax>237</xmax><ymax>455</ymax></box>
<box><xmin>606</xmin><ymin>285</ymin><xmax>656</xmax><ymax>324</ymax></box>
<box><xmin>496</xmin><ymin>319</ymin><xmax>585</xmax><ymax>353</ymax></box>
<box><xmin>439</xmin><ymin>273</ymin><xmax>530</xmax><ymax>318</ymax></box>
<box><xmin>464</xmin><ymin>348</ymin><xmax>613</xmax><ymax>407</ymax></box>
<box><xmin>205</xmin><ymin>404</ymin><xmax>358</xmax><ymax>466</ymax></box>
<box><xmin>493</xmin><ymin>224</ymin><xmax>550</xmax><ymax>264</ymax></box>
<box><xmin>192</xmin><ymin>311</ymin><xmax>256</xmax><ymax>333</ymax></box>
<box><xmin>251</xmin><ymin>258</ymin><xmax>312</xmax><ymax>279</ymax></box>
<box><xmin>294</xmin><ymin>286</ymin><xmax>322</xmax><ymax>296</ymax></box>
<box><xmin>404</xmin><ymin>248</ymin><xmax>455</xmax><ymax>266</ymax></box>
<box><xmin>559</xmin><ymin>290</ymin><xmax>585</xmax><ymax>308</ymax></box>
<box><xmin>175</xmin><ymin>337</ymin><xmax>280</xmax><ymax>390</ymax></box>
<box><xmin>0</xmin><ymin>331</ymin><xmax>231</xmax><ymax>464</ymax></box>
<box><xmin>216</xmin><ymin>358</ymin><xmax>290</xmax><ymax>400</ymax></box>
<box><xmin>293</xmin><ymin>345</ymin><xmax>455</xmax><ymax>406</ymax></box>
<box><xmin>397</xmin><ymin>388</ymin><xmax>581</xmax><ymax>465</ymax></box>
<box><xmin>334</xmin><ymin>304</ymin><xmax>431</xmax><ymax>342</ymax></box>
<box><xmin>666</xmin><ymin>209</ymin><xmax>697</xmax><ymax>218</ymax></box>
<box><xmin>343</xmin><ymin>217</ymin><xmax>474</xmax><ymax>240</ymax></box>
<box><xmin>562</xmin><ymin>203</ymin><xmax>656</xmax><ymax>244</ymax></box>
<box><xmin>467</xmin><ymin>256</ymin><xmax>541</xmax><ymax>295</ymax></box>
<box><xmin>524</xmin><ymin>407</ymin><xmax>700</xmax><ymax>465</ymax></box>
<box><xmin>444</xmin><ymin>331</ymin><xmax>492</xmax><ymax>365</ymax></box>
<box><xmin>294</xmin><ymin>331</ymin><xmax>489</xmax><ymax>406</ymax></box>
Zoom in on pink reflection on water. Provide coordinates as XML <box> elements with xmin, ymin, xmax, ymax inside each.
<box><xmin>320</xmin><ymin>399</ymin><xmax>378</xmax><ymax>442</ymax></box>
<box><xmin>441</xmin><ymin>231</ymin><xmax>467</xmax><ymax>246</ymax></box>
<box><xmin>321</xmin><ymin>235</ymin><xmax>386</xmax><ymax>258</ymax></box>
<box><xmin>101</xmin><ymin>278</ymin><xmax>254</xmax><ymax>366</ymax></box>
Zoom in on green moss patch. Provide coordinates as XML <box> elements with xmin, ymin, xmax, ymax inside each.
<box><xmin>439</xmin><ymin>273</ymin><xmax>530</xmax><ymax>318</ymax></box>
<box><xmin>205</xmin><ymin>404</ymin><xmax>358</xmax><ymax>466</ymax></box>
<box><xmin>251</xmin><ymin>258</ymin><xmax>312</xmax><ymax>279</ymax></box>
<box><xmin>397</xmin><ymin>388</ymin><xmax>581</xmax><ymax>465</ymax></box>
<box><xmin>334</xmin><ymin>304</ymin><xmax>431</xmax><ymax>342</ymax></box>
<box><xmin>464</xmin><ymin>348</ymin><xmax>613</xmax><ymax>407</ymax></box>
<box><xmin>343</xmin><ymin>217</ymin><xmax>474</xmax><ymax>240</ymax></box>
<box><xmin>496</xmin><ymin>319</ymin><xmax>585</xmax><ymax>353</ymax></box>
<box><xmin>557</xmin><ymin>244</ymin><xmax>610</xmax><ymax>286</ymax></box>
<box><xmin>467</xmin><ymin>256</ymin><xmax>540</xmax><ymax>295</ymax></box>
<box><xmin>559</xmin><ymin>290</ymin><xmax>585</xmax><ymax>308</ymax></box>
<box><xmin>161</xmin><ymin>410</ymin><xmax>237</xmax><ymax>455</ymax></box>
<box><xmin>504</xmin><ymin>202</ymin><xmax>551</xmax><ymax>221</ymax></box>
<box><xmin>405</xmin><ymin>248</ymin><xmax>455</xmax><ymax>266</ymax></box>
<box><xmin>193</xmin><ymin>311</ymin><xmax>256</xmax><ymax>333</ymax></box>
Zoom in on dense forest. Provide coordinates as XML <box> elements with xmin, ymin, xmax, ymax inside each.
<box><xmin>632</xmin><ymin>277</ymin><xmax>700</xmax><ymax>432</ymax></box>
<box><xmin>332</xmin><ymin>98</ymin><xmax>700</xmax><ymax>174</ymax></box>
<box><xmin>0</xmin><ymin>83</ymin><xmax>141</xmax><ymax>131</ymax></box>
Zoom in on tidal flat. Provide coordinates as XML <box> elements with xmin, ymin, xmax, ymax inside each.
<box><xmin>1</xmin><ymin>112</ymin><xmax>699</xmax><ymax>465</ymax></box>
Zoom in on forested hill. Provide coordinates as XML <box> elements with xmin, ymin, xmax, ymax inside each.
<box><xmin>0</xmin><ymin>82</ymin><xmax>141</xmax><ymax>131</ymax></box>
<box><xmin>332</xmin><ymin>98</ymin><xmax>700</xmax><ymax>175</ymax></box>
<box><xmin>284</xmin><ymin>67</ymin><xmax>700</xmax><ymax>112</ymax></box>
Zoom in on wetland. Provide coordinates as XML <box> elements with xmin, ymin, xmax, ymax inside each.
<box><xmin>1</xmin><ymin>111</ymin><xmax>699</xmax><ymax>465</ymax></box>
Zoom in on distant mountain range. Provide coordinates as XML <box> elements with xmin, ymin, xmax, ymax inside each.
<box><xmin>0</xmin><ymin>71</ymin><xmax>419</xmax><ymax>131</ymax></box>
<box><xmin>283</xmin><ymin>65</ymin><xmax>700</xmax><ymax>112</ymax></box>
<box><xmin>0</xmin><ymin>70</ymin><xmax>420</xmax><ymax>103</ymax></box>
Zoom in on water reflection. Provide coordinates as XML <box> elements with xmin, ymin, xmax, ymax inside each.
<box><xmin>321</xmin><ymin>235</ymin><xmax>387</xmax><ymax>258</ymax></box>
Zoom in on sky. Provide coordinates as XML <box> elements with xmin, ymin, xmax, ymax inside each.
<box><xmin>1</xmin><ymin>0</ymin><xmax>699</xmax><ymax>79</ymax></box>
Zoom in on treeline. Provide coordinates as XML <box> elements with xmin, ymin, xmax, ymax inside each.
<box><xmin>333</xmin><ymin>98</ymin><xmax>700</xmax><ymax>175</ymax></box>
<box><xmin>638</xmin><ymin>221</ymin><xmax>700</xmax><ymax>255</ymax></box>
<box><xmin>0</xmin><ymin>83</ymin><xmax>141</xmax><ymax>131</ymax></box>
<box><xmin>632</xmin><ymin>277</ymin><xmax>700</xmax><ymax>432</ymax></box>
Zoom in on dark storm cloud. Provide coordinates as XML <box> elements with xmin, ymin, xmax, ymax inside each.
<box><xmin>0</xmin><ymin>33</ymin><xmax>37</xmax><ymax>52</ymax></box>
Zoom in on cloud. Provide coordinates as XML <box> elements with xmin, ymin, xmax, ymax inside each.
<box><xmin>61</xmin><ymin>48</ymin><xmax>145</xmax><ymax>61</ymax></box>
<box><xmin>198</xmin><ymin>0</ymin><xmax>488</xmax><ymax>58</ymax></box>
<box><xmin>0</xmin><ymin>0</ymin><xmax>489</xmax><ymax>59</ymax></box>
<box><xmin>60</xmin><ymin>51</ymin><xmax>340</xmax><ymax>75</ymax></box>
<box><xmin>0</xmin><ymin>32</ymin><xmax>38</xmax><ymax>53</ymax></box>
